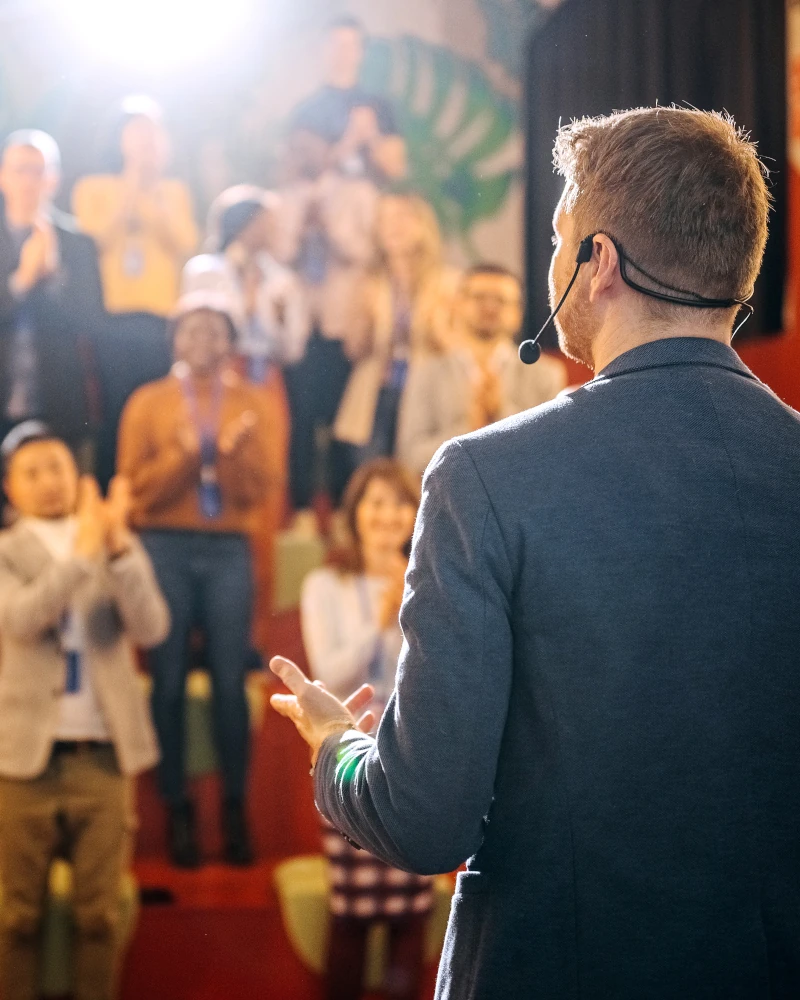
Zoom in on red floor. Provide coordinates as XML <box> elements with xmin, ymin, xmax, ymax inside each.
<box><xmin>121</xmin><ymin>610</ymin><xmax>441</xmax><ymax>999</ymax></box>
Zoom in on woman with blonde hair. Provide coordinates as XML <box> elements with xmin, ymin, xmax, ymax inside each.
<box><xmin>333</xmin><ymin>192</ymin><xmax>460</xmax><ymax>484</ymax></box>
<box><xmin>300</xmin><ymin>458</ymin><xmax>433</xmax><ymax>1000</ymax></box>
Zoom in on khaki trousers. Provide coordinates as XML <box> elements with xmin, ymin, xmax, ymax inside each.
<box><xmin>0</xmin><ymin>745</ymin><xmax>134</xmax><ymax>1000</ymax></box>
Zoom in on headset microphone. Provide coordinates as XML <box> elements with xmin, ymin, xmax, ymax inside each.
<box><xmin>519</xmin><ymin>231</ymin><xmax>754</xmax><ymax>365</ymax></box>
<box><xmin>519</xmin><ymin>235</ymin><xmax>595</xmax><ymax>365</ymax></box>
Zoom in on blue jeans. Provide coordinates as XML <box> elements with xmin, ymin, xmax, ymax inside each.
<box><xmin>141</xmin><ymin>530</ymin><xmax>253</xmax><ymax>806</ymax></box>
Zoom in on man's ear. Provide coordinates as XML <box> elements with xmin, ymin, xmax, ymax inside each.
<box><xmin>587</xmin><ymin>233</ymin><xmax>621</xmax><ymax>303</ymax></box>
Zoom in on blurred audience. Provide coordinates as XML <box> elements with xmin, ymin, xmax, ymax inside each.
<box><xmin>290</xmin><ymin>16</ymin><xmax>406</xmax><ymax>187</ymax></box>
<box><xmin>334</xmin><ymin>192</ymin><xmax>460</xmax><ymax>481</ymax></box>
<box><xmin>73</xmin><ymin>97</ymin><xmax>199</xmax><ymax>488</ymax></box>
<box><xmin>192</xmin><ymin>185</ymin><xmax>310</xmax><ymax>372</ymax></box>
<box><xmin>117</xmin><ymin>292</ymin><xmax>280</xmax><ymax>868</ymax></box>
<box><xmin>184</xmin><ymin>184</ymin><xmax>309</xmax><ymax>648</ymax></box>
<box><xmin>0</xmin><ymin>423</ymin><xmax>167</xmax><ymax>1000</ymax></box>
<box><xmin>301</xmin><ymin>459</ymin><xmax>432</xmax><ymax>1000</ymax></box>
<box><xmin>278</xmin><ymin>13</ymin><xmax>408</xmax><ymax>515</ymax></box>
<box><xmin>397</xmin><ymin>264</ymin><xmax>567</xmax><ymax>476</ymax></box>
<box><xmin>73</xmin><ymin>97</ymin><xmax>198</xmax><ymax>318</ymax></box>
<box><xmin>276</xmin><ymin>130</ymin><xmax>380</xmax><ymax>513</ymax></box>
<box><xmin>0</xmin><ymin>130</ymin><xmax>104</xmax><ymax>469</ymax></box>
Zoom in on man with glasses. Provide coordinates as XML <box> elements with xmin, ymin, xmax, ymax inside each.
<box><xmin>396</xmin><ymin>264</ymin><xmax>566</xmax><ymax>477</ymax></box>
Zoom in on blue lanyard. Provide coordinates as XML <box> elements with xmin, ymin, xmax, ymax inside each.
<box><xmin>179</xmin><ymin>371</ymin><xmax>225</xmax><ymax>519</ymax></box>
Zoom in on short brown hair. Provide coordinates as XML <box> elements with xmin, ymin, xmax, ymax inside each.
<box><xmin>553</xmin><ymin>107</ymin><xmax>770</xmax><ymax>315</ymax></box>
<box><xmin>328</xmin><ymin>459</ymin><xmax>420</xmax><ymax>576</ymax></box>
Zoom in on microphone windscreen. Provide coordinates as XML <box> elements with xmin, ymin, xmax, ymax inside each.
<box><xmin>518</xmin><ymin>340</ymin><xmax>542</xmax><ymax>365</ymax></box>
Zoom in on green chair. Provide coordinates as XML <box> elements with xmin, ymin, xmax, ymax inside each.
<box><xmin>274</xmin><ymin>855</ymin><xmax>453</xmax><ymax>992</ymax></box>
<box><xmin>0</xmin><ymin>859</ymin><xmax>139</xmax><ymax>997</ymax></box>
<box><xmin>139</xmin><ymin>670</ymin><xmax>267</xmax><ymax>779</ymax></box>
<box><xmin>273</xmin><ymin>529</ymin><xmax>327</xmax><ymax>613</ymax></box>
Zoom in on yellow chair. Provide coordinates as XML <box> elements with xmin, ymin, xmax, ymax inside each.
<box><xmin>274</xmin><ymin>855</ymin><xmax>453</xmax><ymax>991</ymax></box>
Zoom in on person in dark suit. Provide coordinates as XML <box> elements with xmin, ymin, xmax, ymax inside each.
<box><xmin>0</xmin><ymin>130</ymin><xmax>105</xmax><ymax>470</ymax></box>
<box><xmin>269</xmin><ymin>106</ymin><xmax>800</xmax><ymax>1000</ymax></box>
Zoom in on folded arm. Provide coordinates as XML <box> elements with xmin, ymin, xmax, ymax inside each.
<box><xmin>313</xmin><ymin>439</ymin><xmax>515</xmax><ymax>874</ymax></box>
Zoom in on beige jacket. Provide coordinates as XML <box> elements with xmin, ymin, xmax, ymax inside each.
<box><xmin>0</xmin><ymin>524</ymin><xmax>168</xmax><ymax>779</ymax></box>
<box><xmin>333</xmin><ymin>266</ymin><xmax>462</xmax><ymax>447</ymax></box>
<box><xmin>396</xmin><ymin>342</ymin><xmax>568</xmax><ymax>477</ymax></box>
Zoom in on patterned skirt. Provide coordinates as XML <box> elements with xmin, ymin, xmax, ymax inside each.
<box><xmin>321</xmin><ymin>818</ymin><xmax>435</xmax><ymax>921</ymax></box>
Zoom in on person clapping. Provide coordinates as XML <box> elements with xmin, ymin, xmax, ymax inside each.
<box><xmin>117</xmin><ymin>291</ymin><xmax>280</xmax><ymax>868</ymax></box>
<box><xmin>0</xmin><ymin>423</ymin><xmax>167</xmax><ymax>1000</ymax></box>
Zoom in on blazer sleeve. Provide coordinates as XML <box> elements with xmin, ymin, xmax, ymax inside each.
<box><xmin>396</xmin><ymin>357</ymin><xmax>469</xmax><ymax>478</ymax></box>
<box><xmin>0</xmin><ymin>551</ymin><xmax>94</xmax><ymax>642</ymax></box>
<box><xmin>314</xmin><ymin>437</ymin><xmax>515</xmax><ymax>874</ymax></box>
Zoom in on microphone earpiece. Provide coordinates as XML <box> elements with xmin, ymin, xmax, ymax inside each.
<box><xmin>576</xmin><ymin>235</ymin><xmax>595</xmax><ymax>265</ymax></box>
<box><xmin>518</xmin><ymin>233</ymin><xmax>596</xmax><ymax>365</ymax></box>
<box><xmin>518</xmin><ymin>340</ymin><xmax>542</xmax><ymax>366</ymax></box>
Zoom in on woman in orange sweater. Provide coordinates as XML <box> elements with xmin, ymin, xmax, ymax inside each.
<box><xmin>117</xmin><ymin>290</ymin><xmax>281</xmax><ymax>868</ymax></box>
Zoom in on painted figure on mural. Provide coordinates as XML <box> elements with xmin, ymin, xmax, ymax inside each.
<box><xmin>289</xmin><ymin>15</ymin><xmax>407</xmax><ymax>187</ymax></box>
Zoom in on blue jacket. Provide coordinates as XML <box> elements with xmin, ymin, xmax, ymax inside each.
<box><xmin>315</xmin><ymin>336</ymin><xmax>800</xmax><ymax>999</ymax></box>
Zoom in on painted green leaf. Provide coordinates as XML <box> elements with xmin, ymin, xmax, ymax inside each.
<box><xmin>361</xmin><ymin>36</ymin><xmax>521</xmax><ymax>257</ymax></box>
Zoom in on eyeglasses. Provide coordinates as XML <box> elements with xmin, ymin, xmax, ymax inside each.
<box><xmin>464</xmin><ymin>291</ymin><xmax>521</xmax><ymax>307</ymax></box>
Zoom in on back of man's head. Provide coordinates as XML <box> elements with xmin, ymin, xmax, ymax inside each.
<box><xmin>552</xmin><ymin>107</ymin><xmax>770</xmax><ymax>321</ymax></box>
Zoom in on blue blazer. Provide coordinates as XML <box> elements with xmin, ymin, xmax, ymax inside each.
<box><xmin>315</xmin><ymin>337</ymin><xmax>800</xmax><ymax>999</ymax></box>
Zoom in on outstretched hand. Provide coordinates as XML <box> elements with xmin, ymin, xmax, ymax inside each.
<box><xmin>270</xmin><ymin>656</ymin><xmax>375</xmax><ymax>766</ymax></box>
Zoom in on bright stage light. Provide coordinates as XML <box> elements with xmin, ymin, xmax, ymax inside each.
<box><xmin>54</xmin><ymin>0</ymin><xmax>256</xmax><ymax>72</ymax></box>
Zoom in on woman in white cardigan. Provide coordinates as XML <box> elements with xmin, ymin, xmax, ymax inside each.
<box><xmin>301</xmin><ymin>458</ymin><xmax>433</xmax><ymax>1000</ymax></box>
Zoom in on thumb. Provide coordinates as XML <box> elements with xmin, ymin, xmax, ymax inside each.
<box><xmin>269</xmin><ymin>693</ymin><xmax>302</xmax><ymax>721</ymax></box>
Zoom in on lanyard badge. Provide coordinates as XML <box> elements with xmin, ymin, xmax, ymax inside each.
<box><xmin>180</xmin><ymin>371</ymin><xmax>224</xmax><ymax>520</ymax></box>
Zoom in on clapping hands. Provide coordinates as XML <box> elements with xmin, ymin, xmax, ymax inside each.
<box><xmin>74</xmin><ymin>476</ymin><xmax>134</xmax><ymax>561</ymax></box>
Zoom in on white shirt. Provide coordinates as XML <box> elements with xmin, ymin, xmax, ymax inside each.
<box><xmin>300</xmin><ymin>567</ymin><xmax>404</xmax><ymax>719</ymax></box>
<box><xmin>23</xmin><ymin>517</ymin><xmax>110</xmax><ymax>741</ymax></box>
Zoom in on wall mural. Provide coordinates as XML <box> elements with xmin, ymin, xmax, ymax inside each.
<box><xmin>360</xmin><ymin>36</ymin><xmax>520</xmax><ymax>257</ymax></box>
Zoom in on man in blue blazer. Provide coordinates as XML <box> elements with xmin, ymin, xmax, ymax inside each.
<box><xmin>271</xmin><ymin>107</ymin><xmax>800</xmax><ymax>999</ymax></box>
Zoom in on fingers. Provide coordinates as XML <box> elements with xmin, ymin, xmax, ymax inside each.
<box><xmin>77</xmin><ymin>475</ymin><xmax>102</xmax><ymax>510</ymax></box>
<box><xmin>107</xmin><ymin>475</ymin><xmax>131</xmax><ymax>505</ymax></box>
<box><xmin>343</xmin><ymin>684</ymin><xmax>374</xmax><ymax>717</ymax></box>
<box><xmin>355</xmin><ymin>711</ymin><xmax>375</xmax><ymax>733</ymax></box>
<box><xmin>270</xmin><ymin>655</ymin><xmax>312</xmax><ymax>698</ymax></box>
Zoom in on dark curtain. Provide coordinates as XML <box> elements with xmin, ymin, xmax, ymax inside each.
<box><xmin>523</xmin><ymin>0</ymin><xmax>787</xmax><ymax>344</ymax></box>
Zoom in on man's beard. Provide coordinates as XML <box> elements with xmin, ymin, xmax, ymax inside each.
<box><xmin>549</xmin><ymin>269</ymin><xmax>596</xmax><ymax>369</ymax></box>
